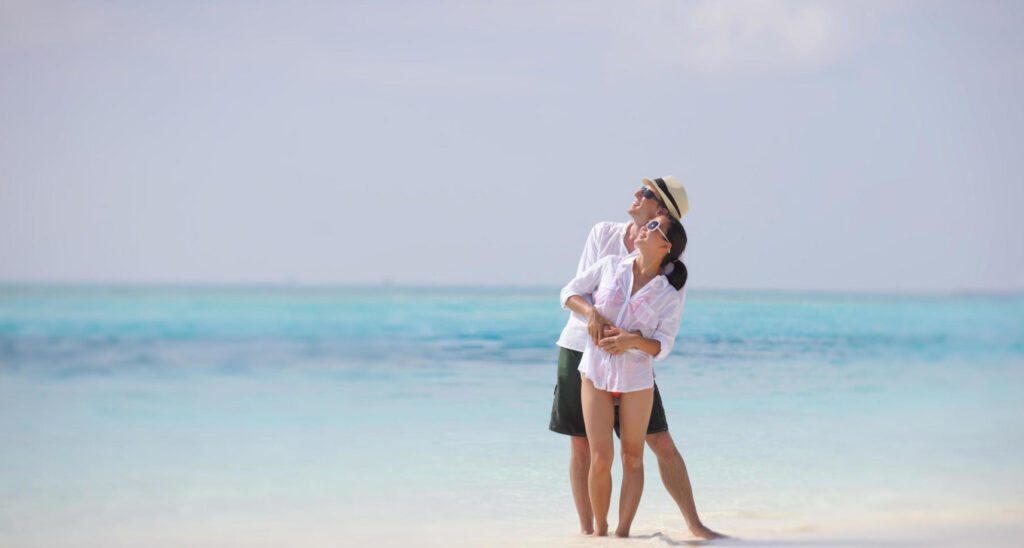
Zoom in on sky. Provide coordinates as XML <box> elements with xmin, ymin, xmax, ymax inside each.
<box><xmin>1</xmin><ymin>0</ymin><xmax>1022</xmax><ymax>292</ymax></box>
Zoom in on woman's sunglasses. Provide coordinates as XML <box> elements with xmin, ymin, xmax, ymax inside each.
<box><xmin>640</xmin><ymin>187</ymin><xmax>660</xmax><ymax>201</ymax></box>
<box><xmin>646</xmin><ymin>219</ymin><xmax>671</xmax><ymax>243</ymax></box>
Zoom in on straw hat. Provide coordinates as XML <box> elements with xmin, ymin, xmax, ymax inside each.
<box><xmin>642</xmin><ymin>176</ymin><xmax>689</xmax><ymax>219</ymax></box>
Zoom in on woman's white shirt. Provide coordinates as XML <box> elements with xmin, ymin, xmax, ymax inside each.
<box><xmin>559</xmin><ymin>254</ymin><xmax>684</xmax><ymax>393</ymax></box>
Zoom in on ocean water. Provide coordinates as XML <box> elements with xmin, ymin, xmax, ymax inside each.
<box><xmin>1</xmin><ymin>286</ymin><xmax>1022</xmax><ymax>547</ymax></box>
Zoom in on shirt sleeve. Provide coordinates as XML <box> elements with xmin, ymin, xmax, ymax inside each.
<box><xmin>575</xmin><ymin>223</ymin><xmax>605</xmax><ymax>276</ymax></box>
<box><xmin>560</xmin><ymin>256</ymin><xmax>609</xmax><ymax>309</ymax></box>
<box><xmin>649</xmin><ymin>290</ymin><xmax>685</xmax><ymax>361</ymax></box>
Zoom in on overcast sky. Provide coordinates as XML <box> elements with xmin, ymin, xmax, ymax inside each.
<box><xmin>2</xmin><ymin>0</ymin><xmax>1022</xmax><ymax>292</ymax></box>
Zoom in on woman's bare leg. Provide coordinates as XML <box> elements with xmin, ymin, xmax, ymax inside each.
<box><xmin>615</xmin><ymin>388</ymin><xmax>654</xmax><ymax>538</ymax></box>
<box><xmin>580</xmin><ymin>376</ymin><xmax>615</xmax><ymax>536</ymax></box>
<box><xmin>569</xmin><ymin>436</ymin><xmax>593</xmax><ymax>534</ymax></box>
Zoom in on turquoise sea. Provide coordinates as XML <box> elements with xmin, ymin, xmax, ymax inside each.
<box><xmin>1</xmin><ymin>286</ymin><xmax>1022</xmax><ymax>546</ymax></box>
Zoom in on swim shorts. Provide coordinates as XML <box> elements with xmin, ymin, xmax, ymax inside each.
<box><xmin>548</xmin><ymin>346</ymin><xmax>669</xmax><ymax>437</ymax></box>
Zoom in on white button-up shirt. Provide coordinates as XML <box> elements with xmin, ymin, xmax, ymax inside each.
<box><xmin>556</xmin><ymin>221</ymin><xmax>686</xmax><ymax>353</ymax></box>
<box><xmin>559</xmin><ymin>254</ymin><xmax>685</xmax><ymax>393</ymax></box>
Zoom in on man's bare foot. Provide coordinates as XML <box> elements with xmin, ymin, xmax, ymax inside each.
<box><xmin>594</xmin><ymin>522</ymin><xmax>609</xmax><ymax>536</ymax></box>
<box><xmin>690</xmin><ymin>524</ymin><xmax>728</xmax><ymax>539</ymax></box>
<box><xmin>580</xmin><ymin>527</ymin><xmax>594</xmax><ymax>535</ymax></box>
<box><xmin>614</xmin><ymin>527</ymin><xmax>630</xmax><ymax>538</ymax></box>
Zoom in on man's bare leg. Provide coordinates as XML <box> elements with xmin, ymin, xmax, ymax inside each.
<box><xmin>569</xmin><ymin>436</ymin><xmax>594</xmax><ymax>534</ymax></box>
<box><xmin>646</xmin><ymin>431</ymin><xmax>727</xmax><ymax>539</ymax></box>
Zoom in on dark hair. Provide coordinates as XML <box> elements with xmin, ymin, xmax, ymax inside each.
<box><xmin>658</xmin><ymin>217</ymin><xmax>688</xmax><ymax>290</ymax></box>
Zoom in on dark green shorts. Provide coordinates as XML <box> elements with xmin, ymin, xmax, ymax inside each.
<box><xmin>548</xmin><ymin>346</ymin><xmax>669</xmax><ymax>437</ymax></box>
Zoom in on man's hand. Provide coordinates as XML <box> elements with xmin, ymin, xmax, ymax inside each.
<box><xmin>586</xmin><ymin>308</ymin><xmax>613</xmax><ymax>346</ymax></box>
<box><xmin>598</xmin><ymin>327</ymin><xmax>637</xmax><ymax>356</ymax></box>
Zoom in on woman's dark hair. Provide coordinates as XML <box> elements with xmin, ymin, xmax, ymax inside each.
<box><xmin>659</xmin><ymin>217</ymin><xmax>688</xmax><ymax>290</ymax></box>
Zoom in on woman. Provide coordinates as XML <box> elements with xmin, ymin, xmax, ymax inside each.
<box><xmin>559</xmin><ymin>214</ymin><xmax>688</xmax><ymax>537</ymax></box>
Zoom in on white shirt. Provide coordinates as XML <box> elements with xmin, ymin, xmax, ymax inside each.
<box><xmin>556</xmin><ymin>221</ymin><xmax>686</xmax><ymax>352</ymax></box>
<box><xmin>560</xmin><ymin>255</ymin><xmax>685</xmax><ymax>393</ymax></box>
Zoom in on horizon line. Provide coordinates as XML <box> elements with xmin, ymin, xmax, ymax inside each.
<box><xmin>1</xmin><ymin>281</ymin><xmax>1021</xmax><ymax>298</ymax></box>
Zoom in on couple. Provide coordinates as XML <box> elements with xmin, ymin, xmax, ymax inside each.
<box><xmin>550</xmin><ymin>176</ymin><xmax>724</xmax><ymax>539</ymax></box>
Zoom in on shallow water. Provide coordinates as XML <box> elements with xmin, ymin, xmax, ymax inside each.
<box><xmin>1</xmin><ymin>286</ymin><xmax>1022</xmax><ymax>546</ymax></box>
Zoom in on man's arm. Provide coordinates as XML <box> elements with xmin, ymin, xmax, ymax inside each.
<box><xmin>565</xmin><ymin>295</ymin><xmax>614</xmax><ymax>347</ymax></box>
<box><xmin>575</xmin><ymin>223</ymin><xmax>606</xmax><ymax>276</ymax></box>
<box><xmin>561</xmin><ymin>257</ymin><xmax>614</xmax><ymax>345</ymax></box>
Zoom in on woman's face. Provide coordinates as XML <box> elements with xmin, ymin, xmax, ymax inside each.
<box><xmin>635</xmin><ymin>214</ymin><xmax>672</xmax><ymax>255</ymax></box>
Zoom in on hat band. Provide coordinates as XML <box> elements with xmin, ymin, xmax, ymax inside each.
<box><xmin>654</xmin><ymin>178</ymin><xmax>680</xmax><ymax>217</ymax></box>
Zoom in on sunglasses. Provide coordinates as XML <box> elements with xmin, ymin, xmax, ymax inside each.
<box><xmin>646</xmin><ymin>219</ymin><xmax>671</xmax><ymax>243</ymax></box>
<box><xmin>640</xmin><ymin>187</ymin><xmax>660</xmax><ymax>201</ymax></box>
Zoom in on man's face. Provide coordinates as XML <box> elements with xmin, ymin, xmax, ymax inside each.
<box><xmin>627</xmin><ymin>186</ymin><xmax>666</xmax><ymax>221</ymax></box>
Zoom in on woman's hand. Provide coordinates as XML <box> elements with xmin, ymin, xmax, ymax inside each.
<box><xmin>597</xmin><ymin>327</ymin><xmax>638</xmax><ymax>356</ymax></box>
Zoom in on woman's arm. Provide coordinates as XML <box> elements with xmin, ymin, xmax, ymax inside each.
<box><xmin>599</xmin><ymin>289</ymin><xmax>684</xmax><ymax>358</ymax></box>
<box><xmin>648</xmin><ymin>293</ymin><xmax>685</xmax><ymax>361</ymax></box>
<box><xmin>597</xmin><ymin>327</ymin><xmax>660</xmax><ymax>356</ymax></box>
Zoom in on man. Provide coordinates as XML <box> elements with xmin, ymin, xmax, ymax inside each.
<box><xmin>549</xmin><ymin>176</ymin><xmax>723</xmax><ymax>539</ymax></box>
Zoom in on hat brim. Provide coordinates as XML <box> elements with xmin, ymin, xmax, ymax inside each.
<box><xmin>642</xmin><ymin>178</ymin><xmax>682</xmax><ymax>220</ymax></box>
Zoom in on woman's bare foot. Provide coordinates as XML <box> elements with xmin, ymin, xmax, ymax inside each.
<box><xmin>594</xmin><ymin>521</ymin><xmax>609</xmax><ymax>536</ymax></box>
<box><xmin>614</xmin><ymin>527</ymin><xmax>630</xmax><ymax>538</ymax></box>
<box><xmin>690</xmin><ymin>524</ymin><xmax>728</xmax><ymax>539</ymax></box>
<box><xmin>580</xmin><ymin>526</ymin><xmax>594</xmax><ymax>535</ymax></box>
